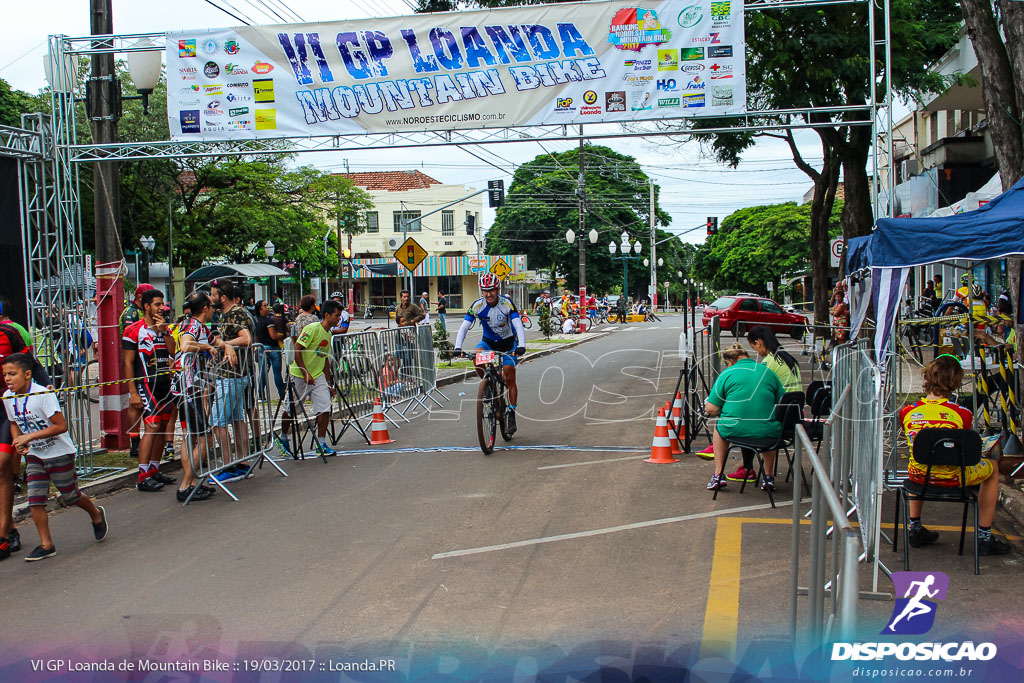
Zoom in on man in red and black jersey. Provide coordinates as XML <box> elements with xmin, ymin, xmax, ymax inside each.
<box><xmin>122</xmin><ymin>289</ymin><xmax>177</xmax><ymax>492</ymax></box>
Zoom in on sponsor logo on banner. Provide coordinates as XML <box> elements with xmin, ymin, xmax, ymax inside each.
<box><xmin>831</xmin><ymin>571</ymin><xmax>998</xmax><ymax>665</ymax></box>
<box><xmin>580</xmin><ymin>105</ymin><xmax>602</xmax><ymax>115</ymax></box>
<box><xmin>607</xmin><ymin>8</ymin><xmax>672</xmax><ymax>52</ymax></box>
<box><xmin>179</xmin><ymin>86</ymin><xmax>200</xmax><ymax>96</ymax></box>
<box><xmin>711</xmin><ymin>85</ymin><xmax>734</xmax><ymax>105</ymax></box>
<box><xmin>229</xmin><ymin>107</ymin><xmax>250</xmax><ymax>117</ymax></box>
<box><xmin>252</xmin><ymin>61</ymin><xmax>274</xmax><ymax>74</ymax></box>
<box><xmin>708</xmin><ymin>45</ymin><xmax>733</xmax><ymax>58</ymax></box>
<box><xmin>583</xmin><ymin>90</ymin><xmax>598</xmax><ymax>105</ymax></box>
<box><xmin>200</xmin><ymin>38</ymin><xmax>219</xmax><ymax>57</ymax></box>
<box><xmin>709</xmin><ymin>62</ymin><xmax>734</xmax><ymax>79</ymax></box>
<box><xmin>225</xmin><ymin>63</ymin><xmax>249</xmax><ymax>75</ymax></box>
<box><xmin>204</xmin><ymin>101</ymin><xmax>225</xmax><ymax>116</ymax></box>
<box><xmin>224</xmin><ymin>40</ymin><xmax>240</xmax><ymax>55</ymax></box>
<box><xmin>202</xmin><ymin>84</ymin><xmax>224</xmax><ymax>96</ymax></box>
<box><xmin>657</xmin><ymin>49</ymin><xmax>678</xmax><ymax>70</ymax></box>
<box><xmin>227</xmin><ymin>81</ymin><xmax>251</xmax><ymax>89</ymax></box>
<box><xmin>554</xmin><ymin>97</ymin><xmax>575</xmax><ymax>112</ymax></box>
<box><xmin>680</xmin><ymin>47</ymin><xmax>705</xmax><ymax>61</ymax></box>
<box><xmin>691</xmin><ymin>32</ymin><xmax>722</xmax><ymax>44</ymax></box>
<box><xmin>630</xmin><ymin>90</ymin><xmax>652</xmax><ymax>111</ymax></box>
<box><xmin>178</xmin><ymin>99</ymin><xmax>200</xmax><ymax>107</ymax></box>
<box><xmin>226</xmin><ymin>92</ymin><xmax>252</xmax><ymax>103</ymax></box>
<box><xmin>179</xmin><ymin>110</ymin><xmax>200</xmax><ymax>133</ymax></box>
<box><xmin>622</xmin><ymin>73</ymin><xmax>654</xmax><ymax>86</ymax></box>
<box><xmin>179</xmin><ymin>66</ymin><xmax>198</xmax><ymax>76</ymax></box>
<box><xmin>656</xmin><ymin>78</ymin><xmax>677</xmax><ymax>91</ymax></box>
<box><xmin>203</xmin><ymin>123</ymin><xmax>227</xmax><ymax>132</ymax></box>
<box><xmin>605</xmin><ymin>91</ymin><xmax>626</xmax><ymax>112</ymax></box>
<box><xmin>255</xmin><ymin>109</ymin><xmax>277</xmax><ymax>130</ymax></box>
<box><xmin>658</xmin><ymin>97</ymin><xmax>680</xmax><ymax>107</ymax></box>
<box><xmin>230</xmin><ymin>119</ymin><xmax>252</xmax><ymax>129</ymax></box>
<box><xmin>682</xmin><ymin>92</ymin><xmax>705</xmax><ymax>107</ymax></box>
<box><xmin>204</xmin><ymin>61</ymin><xmax>220</xmax><ymax>78</ymax></box>
<box><xmin>677</xmin><ymin>4</ymin><xmax>704</xmax><ymax>28</ymax></box>
<box><xmin>178</xmin><ymin>39</ymin><xmax>196</xmax><ymax>58</ymax></box>
<box><xmin>710</xmin><ymin>1</ymin><xmax>731</xmax><ymax>25</ymax></box>
<box><xmin>253</xmin><ymin>79</ymin><xmax>275</xmax><ymax>102</ymax></box>
<box><xmin>633</xmin><ymin>58</ymin><xmax>653</xmax><ymax>71</ymax></box>
<box><xmin>681</xmin><ymin>63</ymin><xmax>705</xmax><ymax>73</ymax></box>
<box><xmin>683</xmin><ymin>75</ymin><xmax>705</xmax><ymax>90</ymax></box>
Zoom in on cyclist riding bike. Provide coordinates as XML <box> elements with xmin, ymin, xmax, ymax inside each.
<box><xmin>454</xmin><ymin>274</ymin><xmax>527</xmax><ymax>435</ymax></box>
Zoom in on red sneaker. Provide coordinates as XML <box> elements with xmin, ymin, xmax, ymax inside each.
<box><xmin>694</xmin><ymin>443</ymin><xmax>715</xmax><ymax>461</ymax></box>
<box><xmin>696</xmin><ymin>444</ymin><xmax>714</xmax><ymax>454</ymax></box>
<box><xmin>725</xmin><ymin>466</ymin><xmax>758</xmax><ymax>482</ymax></box>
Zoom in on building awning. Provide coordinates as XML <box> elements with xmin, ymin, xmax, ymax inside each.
<box><xmin>186</xmin><ymin>263</ymin><xmax>290</xmax><ymax>282</ymax></box>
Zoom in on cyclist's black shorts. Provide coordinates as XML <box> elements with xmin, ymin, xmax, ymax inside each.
<box><xmin>475</xmin><ymin>336</ymin><xmax>517</xmax><ymax>367</ymax></box>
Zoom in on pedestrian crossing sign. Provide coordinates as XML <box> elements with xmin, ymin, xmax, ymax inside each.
<box><xmin>490</xmin><ymin>257</ymin><xmax>512</xmax><ymax>280</ymax></box>
<box><xmin>395</xmin><ymin>237</ymin><xmax>428</xmax><ymax>273</ymax></box>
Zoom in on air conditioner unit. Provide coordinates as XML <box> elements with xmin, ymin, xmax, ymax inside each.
<box><xmin>899</xmin><ymin>158</ymin><xmax>918</xmax><ymax>180</ymax></box>
<box><xmin>388</xmin><ymin>238</ymin><xmax>399</xmax><ymax>249</ymax></box>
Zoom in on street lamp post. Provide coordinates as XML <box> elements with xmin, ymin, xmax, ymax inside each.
<box><xmin>265</xmin><ymin>240</ymin><xmax>276</xmax><ymax>301</ymax></box>
<box><xmin>140</xmin><ymin>235</ymin><xmax>156</xmax><ymax>283</ymax></box>
<box><xmin>565</xmin><ymin>227</ymin><xmax>599</xmax><ymax>312</ymax></box>
<box><xmin>609</xmin><ymin>232</ymin><xmax>643</xmax><ymax>304</ymax></box>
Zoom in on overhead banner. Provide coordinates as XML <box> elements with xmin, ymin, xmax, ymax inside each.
<box><xmin>166</xmin><ymin>0</ymin><xmax>745</xmax><ymax>139</ymax></box>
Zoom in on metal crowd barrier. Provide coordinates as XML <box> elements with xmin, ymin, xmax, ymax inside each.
<box><xmin>790</xmin><ymin>393</ymin><xmax>861</xmax><ymax>646</ymax></box>
<box><xmin>375</xmin><ymin>325</ymin><xmax>432</xmax><ymax>419</ymax></box>
<box><xmin>415</xmin><ymin>324</ymin><xmax>447</xmax><ymax>407</ymax></box>
<box><xmin>179</xmin><ymin>345</ymin><xmax>286</xmax><ymax>504</ymax></box>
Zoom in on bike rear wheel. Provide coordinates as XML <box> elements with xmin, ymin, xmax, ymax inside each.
<box><xmin>521</xmin><ymin>315</ymin><xmax>532</xmax><ymax>330</ymax></box>
<box><xmin>477</xmin><ymin>376</ymin><xmax>497</xmax><ymax>454</ymax></box>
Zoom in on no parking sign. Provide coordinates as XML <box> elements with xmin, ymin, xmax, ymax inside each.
<box><xmin>830</xmin><ymin>238</ymin><xmax>845</xmax><ymax>268</ymax></box>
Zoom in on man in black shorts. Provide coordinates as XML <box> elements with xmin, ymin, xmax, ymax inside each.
<box><xmin>122</xmin><ymin>289</ymin><xmax>178</xmax><ymax>492</ymax></box>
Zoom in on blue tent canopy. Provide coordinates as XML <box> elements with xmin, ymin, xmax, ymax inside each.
<box><xmin>847</xmin><ymin>176</ymin><xmax>1024</xmax><ymax>271</ymax></box>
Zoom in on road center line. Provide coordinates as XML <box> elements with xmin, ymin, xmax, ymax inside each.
<box><xmin>431</xmin><ymin>499</ymin><xmax>807</xmax><ymax>560</ymax></box>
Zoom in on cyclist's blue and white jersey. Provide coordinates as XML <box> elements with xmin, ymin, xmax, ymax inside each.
<box><xmin>454</xmin><ymin>295</ymin><xmax>527</xmax><ymax>350</ymax></box>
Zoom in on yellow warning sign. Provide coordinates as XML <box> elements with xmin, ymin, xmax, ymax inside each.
<box><xmin>489</xmin><ymin>257</ymin><xmax>512</xmax><ymax>280</ymax></box>
<box><xmin>394</xmin><ymin>237</ymin><xmax>428</xmax><ymax>273</ymax></box>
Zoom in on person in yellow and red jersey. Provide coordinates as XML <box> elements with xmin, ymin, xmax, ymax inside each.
<box><xmin>899</xmin><ymin>354</ymin><xmax>1010</xmax><ymax>555</ymax></box>
<box><xmin>954</xmin><ymin>272</ymin><xmax>987</xmax><ymax>320</ymax></box>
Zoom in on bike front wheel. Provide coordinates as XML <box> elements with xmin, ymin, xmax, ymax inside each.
<box><xmin>477</xmin><ymin>376</ymin><xmax>497</xmax><ymax>454</ymax></box>
<box><xmin>521</xmin><ymin>315</ymin><xmax>533</xmax><ymax>330</ymax></box>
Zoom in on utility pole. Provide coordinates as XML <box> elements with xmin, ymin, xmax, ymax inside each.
<box><xmin>90</xmin><ymin>0</ymin><xmax>129</xmax><ymax>450</ymax></box>
<box><xmin>649</xmin><ymin>179</ymin><xmax>657</xmax><ymax>311</ymax></box>
<box><xmin>577</xmin><ymin>125</ymin><xmax>586</xmax><ymax>309</ymax></box>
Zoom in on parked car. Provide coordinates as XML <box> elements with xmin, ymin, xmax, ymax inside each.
<box><xmin>702</xmin><ymin>294</ymin><xmax>807</xmax><ymax>338</ymax></box>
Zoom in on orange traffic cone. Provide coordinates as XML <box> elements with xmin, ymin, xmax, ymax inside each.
<box><xmin>663</xmin><ymin>400</ymin><xmax>683</xmax><ymax>455</ymax></box>
<box><xmin>369</xmin><ymin>398</ymin><xmax>395</xmax><ymax>445</ymax></box>
<box><xmin>672</xmin><ymin>392</ymin><xmax>684</xmax><ymax>433</ymax></box>
<box><xmin>645</xmin><ymin>409</ymin><xmax>680</xmax><ymax>464</ymax></box>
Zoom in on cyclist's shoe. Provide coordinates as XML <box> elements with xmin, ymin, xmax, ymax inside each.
<box><xmin>760</xmin><ymin>474</ymin><xmax>776</xmax><ymax>492</ymax></box>
<box><xmin>151</xmin><ymin>470</ymin><xmax>177</xmax><ymax>485</ymax></box>
<box><xmin>505</xmin><ymin>410</ymin><xmax>517</xmax><ymax>436</ymax></box>
<box><xmin>8</xmin><ymin>527</ymin><xmax>21</xmax><ymax>553</ymax></box>
<box><xmin>908</xmin><ymin>525</ymin><xmax>939</xmax><ymax>548</ymax></box>
<box><xmin>316</xmin><ymin>442</ymin><xmax>338</xmax><ymax>457</ymax></box>
<box><xmin>979</xmin><ymin>535</ymin><xmax>1011</xmax><ymax>556</ymax></box>
<box><xmin>136</xmin><ymin>477</ymin><xmax>164</xmax><ymax>492</ymax></box>
<box><xmin>706</xmin><ymin>473</ymin><xmax>727</xmax><ymax>491</ymax></box>
<box><xmin>274</xmin><ymin>435</ymin><xmax>293</xmax><ymax>458</ymax></box>
<box><xmin>0</xmin><ymin>537</ymin><xmax>10</xmax><ymax>561</ymax></box>
<box><xmin>725</xmin><ymin>466</ymin><xmax>758</xmax><ymax>482</ymax></box>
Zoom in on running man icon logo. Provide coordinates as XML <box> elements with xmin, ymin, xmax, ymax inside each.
<box><xmin>882</xmin><ymin>571</ymin><xmax>949</xmax><ymax>635</ymax></box>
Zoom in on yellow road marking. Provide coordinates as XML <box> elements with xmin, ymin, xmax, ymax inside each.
<box><xmin>700</xmin><ymin>515</ymin><xmax>1021</xmax><ymax>657</ymax></box>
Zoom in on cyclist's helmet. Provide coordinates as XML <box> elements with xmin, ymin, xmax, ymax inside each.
<box><xmin>960</xmin><ymin>273</ymin><xmax>970</xmax><ymax>285</ymax></box>
<box><xmin>479</xmin><ymin>273</ymin><xmax>500</xmax><ymax>290</ymax></box>
<box><xmin>330</xmin><ymin>291</ymin><xmax>344</xmax><ymax>299</ymax></box>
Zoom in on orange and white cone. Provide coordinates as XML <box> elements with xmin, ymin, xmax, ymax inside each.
<box><xmin>672</xmin><ymin>392</ymin><xmax>684</xmax><ymax>433</ymax></box>
<box><xmin>663</xmin><ymin>400</ymin><xmax>683</xmax><ymax>456</ymax></box>
<box><xmin>645</xmin><ymin>409</ymin><xmax>680</xmax><ymax>464</ymax></box>
<box><xmin>369</xmin><ymin>398</ymin><xmax>395</xmax><ymax>445</ymax></box>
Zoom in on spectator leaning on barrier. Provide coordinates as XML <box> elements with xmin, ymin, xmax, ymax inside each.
<box><xmin>173</xmin><ymin>292</ymin><xmax>235</xmax><ymax>503</ymax></box>
<box><xmin>703</xmin><ymin>344</ymin><xmax>786</xmax><ymax>493</ymax></box>
<box><xmin>2</xmin><ymin>353</ymin><xmax>108</xmax><ymax>561</ymax></box>
<box><xmin>330</xmin><ymin>298</ymin><xmax>351</xmax><ymax>335</ymax></box>
<box><xmin>120</xmin><ymin>283</ymin><xmax>154</xmax><ymax>460</ymax></box>
<box><xmin>396</xmin><ymin>290</ymin><xmax>425</xmax><ymax>327</ymax></box>
<box><xmin>899</xmin><ymin>355</ymin><xmax>1010</xmax><ymax>555</ymax></box>
<box><xmin>253</xmin><ymin>300</ymin><xmax>285</xmax><ymax>399</ymax></box>
<box><xmin>122</xmin><ymin>289</ymin><xmax>178</xmax><ymax>493</ymax></box>
<box><xmin>210</xmin><ymin>281</ymin><xmax>254</xmax><ymax>482</ymax></box>
<box><xmin>276</xmin><ymin>300</ymin><xmax>342</xmax><ymax>459</ymax></box>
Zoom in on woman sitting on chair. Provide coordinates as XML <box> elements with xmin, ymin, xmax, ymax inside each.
<box><xmin>703</xmin><ymin>345</ymin><xmax>786</xmax><ymax>492</ymax></box>
<box><xmin>900</xmin><ymin>355</ymin><xmax>1009</xmax><ymax>555</ymax></box>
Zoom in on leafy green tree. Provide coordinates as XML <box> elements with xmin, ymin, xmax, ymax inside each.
<box><xmin>0</xmin><ymin>78</ymin><xmax>40</xmax><ymax>128</ymax></box>
<box><xmin>693</xmin><ymin>201</ymin><xmax>842</xmax><ymax>295</ymax></box>
<box><xmin>484</xmin><ymin>145</ymin><xmax>673</xmax><ymax>297</ymax></box>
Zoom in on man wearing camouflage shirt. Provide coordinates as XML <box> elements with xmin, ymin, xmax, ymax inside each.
<box><xmin>210</xmin><ymin>281</ymin><xmax>254</xmax><ymax>482</ymax></box>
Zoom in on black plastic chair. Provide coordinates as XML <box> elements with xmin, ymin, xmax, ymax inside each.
<box><xmin>892</xmin><ymin>428</ymin><xmax>982</xmax><ymax>575</ymax></box>
<box><xmin>802</xmin><ymin>381</ymin><xmax>832</xmax><ymax>447</ymax></box>
<box><xmin>777</xmin><ymin>391</ymin><xmax>809</xmax><ymax>488</ymax></box>
<box><xmin>713</xmin><ymin>402</ymin><xmax>802</xmax><ymax>508</ymax></box>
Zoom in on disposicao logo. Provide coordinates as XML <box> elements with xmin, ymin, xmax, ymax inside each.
<box><xmin>832</xmin><ymin>571</ymin><xmax>998</xmax><ymax>663</ymax></box>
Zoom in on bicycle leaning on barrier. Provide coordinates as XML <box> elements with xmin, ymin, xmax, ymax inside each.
<box><xmin>454</xmin><ymin>274</ymin><xmax>527</xmax><ymax>447</ymax></box>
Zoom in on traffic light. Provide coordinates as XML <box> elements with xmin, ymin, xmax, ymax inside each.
<box><xmin>466</xmin><ymin>214</ymin><xmax>476</xmax><ymax>235</ymax></box>
<box><xmin>406</xmin><ymin>243</ymin><xmax>415</xmax><ymax>265</ymax></box>
<box><xmin>488</xmin><ymin>179</ymin><xmax>505</xmax><ymax>208</ymax></box>
<box><xmin>706</xmin><ymin>216</ymin><xmax>718</xmax><ymax>235</ymax></box>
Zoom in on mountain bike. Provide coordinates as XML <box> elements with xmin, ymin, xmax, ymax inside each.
<box><xmin>471</xmin><ymin>350</ymin><xmax>514</xmax><ymax>454</ymax></box>
<box><xmin>520</xmin><ymin>313</ymin><xmax>533</xmax><ymax>330</ymax></box>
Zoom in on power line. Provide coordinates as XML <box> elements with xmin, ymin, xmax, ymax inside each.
<box><xmin>204</xmin><ymin>0</ymin><xmax>253</xmax><ymax>24</ymax></box>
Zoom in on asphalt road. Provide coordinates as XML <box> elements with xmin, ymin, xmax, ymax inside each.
<box><xmin>4</xmin><ymin>316</ymin><xmax>1023</xmax><ymax>677</ymax></box>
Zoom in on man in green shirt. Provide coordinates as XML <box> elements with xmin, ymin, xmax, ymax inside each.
<box><xmin>704</xmin><ymin>346</ymin><xmax>785</xmax><ymax>492</ymax></box>
<box><xmin>276</xmin><ymin>300</ymin><xmax>342</xmax><ymax>458</ymax></box>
